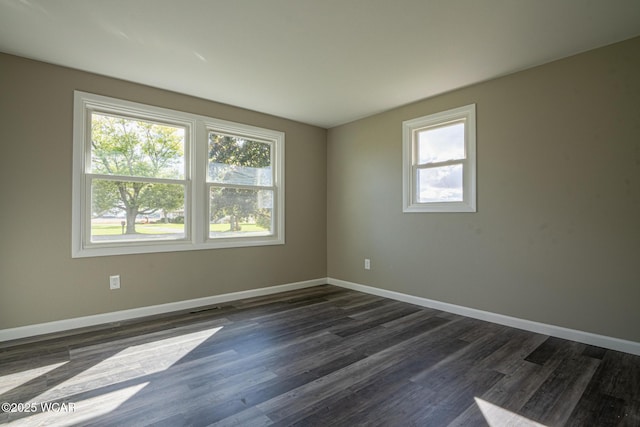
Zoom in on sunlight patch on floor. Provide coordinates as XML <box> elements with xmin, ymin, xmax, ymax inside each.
<box><xmin>32</xmin><ymin>326</ymin><xmax>222</xmax><ymax>404</ymax></box>
<box><xmin>0</xmin><ymin>361</ymin><xmax>68</xmax><ymax>395</ymax></box>
<box><xmin>475</xmin><ymin>397</ymin><xmax>547</xmax><ymax>427</ymax></box>
<box><xmin>6</xmin><ymin>382</ymin><xmax>149</xmax><ymax>427</ymax></box>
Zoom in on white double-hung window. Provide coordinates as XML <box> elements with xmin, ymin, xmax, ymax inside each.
<box><xmin>72</xmin><ymin>91</ymin><xmax>284</xmax><ymax>257</ymax></box>
<box><xmin>402</xmin><ymin>104</ymin><xmax>476</xmax><ymax>213</ymax></box>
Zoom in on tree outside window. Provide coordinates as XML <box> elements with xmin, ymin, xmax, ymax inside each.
<box><xmin>208</xmin><ymin>133</ymin><xmax>274</xmax><ymax>237</ymax></box>
<box><xmin>90</xmin><ymin>113</ymin><xmax>186</xmax><ymax>240</ymax></box>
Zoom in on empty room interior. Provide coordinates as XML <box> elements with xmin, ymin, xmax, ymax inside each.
<box><xmin>1</xmin><ymin>1</ymin><xmax>639</xmax><ymax>426</ymax></box>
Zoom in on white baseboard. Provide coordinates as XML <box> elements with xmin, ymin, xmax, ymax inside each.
<box><xmin>328</xmin><ymin>277</ymin><xmax>640</xmax><ymax>356</ymax></box>
<box><xmin>4</xmin><ymin>277</ymin><xmax>639</xmax><ymax>356</ymax></box>
<box><xmin>0</xmin><ymin>278</ymin><xmax>326</xmax><ymax>343</ymax></box>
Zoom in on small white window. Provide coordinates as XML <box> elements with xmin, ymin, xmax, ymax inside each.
<box><xmin>402</xmin><ymin>104</ymin><xmax>476</xmax><ymax>213</ymax></box>
<box><xmin>72</xmin><ymin>92</ymin><xmax>284</xmax><ymax>257</ymax></box>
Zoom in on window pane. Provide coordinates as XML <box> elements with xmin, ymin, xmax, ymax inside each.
<box><xmin>417</xmin><ymin>164</ymin><xmax>463</xmax><ymax>202</ymax></box>
<box><xmin>209</xmin><ymin>187</ymin><xmax>273</xmax><ymax>238</ymax></box>
<box><xmin>417</xmin><ymin>121</ymin><xmax>465</xmax><ymax>164</ymax></box>
<box><xmin>90</xmin><ymin>113</ymin><xmax>185</xmax><ymax>179</ymax></box>
<box><xmin>208</xmin><ymin>133</ymin><xmax>272</xmax><ymax>186</ymax></box>
<box><xmin>91</xmin><ymin>180</ymin><xmax>185</xmax><ymax>242</ymax></box>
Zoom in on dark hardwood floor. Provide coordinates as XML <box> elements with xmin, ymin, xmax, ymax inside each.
<box><xmin>1</xmin><ymin>285</ymin><xmax>639</xmax><ymax>426</ymax></box>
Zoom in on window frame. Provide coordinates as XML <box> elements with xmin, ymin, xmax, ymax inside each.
<box><xmin>72</xmin><ymin>91</ymin><xmax>285</xmax><ymax>258</ymax></box>
<box><xmin>402</xmin><ymin>104</ymin><xmax>477</xmax><ymax>213</ymax></box>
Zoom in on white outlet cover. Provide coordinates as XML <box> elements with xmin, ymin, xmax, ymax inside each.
<box><xmin>109</xmin><ymin>275</ymin><xmax>120</xmax><ymax>289</ymax></box>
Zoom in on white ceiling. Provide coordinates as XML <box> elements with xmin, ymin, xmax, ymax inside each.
<box><xmin>1</xmin><ymin>0</ymin><xmax>640</xmax><ymax>128</ymax></box>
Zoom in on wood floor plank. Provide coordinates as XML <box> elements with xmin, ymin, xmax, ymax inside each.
<box><xmin>1</xmin><ymin>284</ymin><xmax>639</xmax><ymax>426</ymax></box>
<box><xmin>565</xmin><ymin>349</ymin><xmax>640</xmax><ymax>426</ymax></box>
<box><xmin>332</xmin><ymin>305</ymin><xmax>422</xmax><ymax>338</ymax></box>
<box><xmin>582</xmin><ymin>344</ymin><xmax>608</xmax><ymax>360</ymax></box>
<box><xmin>410</xmin><ymin>322</ymin><xmax>514</xmax><ymax>389</ymax></box>
<box><xmin>446</xmin><ymin>361</ymin><xmax>543</xmax><ymax>426</ymax></box>
<box><xmin>256</xmin><ymin>321</ymin><xmax>471</xmax><ymax>423</ymax></box>
<box><xmin>565</xmin><ymin>391</ymin><xmax>628</xmax><ymax>427</ymax></box>
<box><xmin>412</xmin><ymin>368</ymin><xmax>506</xmax><ymax>425</ymax></box>
<box><xmin>524</xmin><ymin>336</ymin><xmax>567</xmax><ymax>366</ymax></box>
<box><xmin>519</xmin><ymin>350</ymin><xmax>601</xmax><ymax>425</ymax></box>
<box><xmin>475</xmin><ymin>331</ymin><xmax>549</xmax><ymax>375</ymax></box>
<box><xmin>209</xmin><ymin>407</ymin><xmax>273</xmax><ymax>427</ymax></box>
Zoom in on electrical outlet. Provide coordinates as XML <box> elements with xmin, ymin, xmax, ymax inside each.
<box><xmin>364</xmin><ymin>259</ymin><xmax>371</xmax><ymax>270</ymax></box>
<box><xmin>109</xmin><ymin>275</ymin><xmax>121</xmax><ymax>290</ymax></box>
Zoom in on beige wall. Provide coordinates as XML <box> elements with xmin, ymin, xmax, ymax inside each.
<box><xmin>0</xmin><ymin>54</ymin><xmax>327</xmax><ymax>329</ymax></box>
<box><xmin>327</xmin><ymin>37</ymin><xmax>640</xmax><ymax>342</ymax></box>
